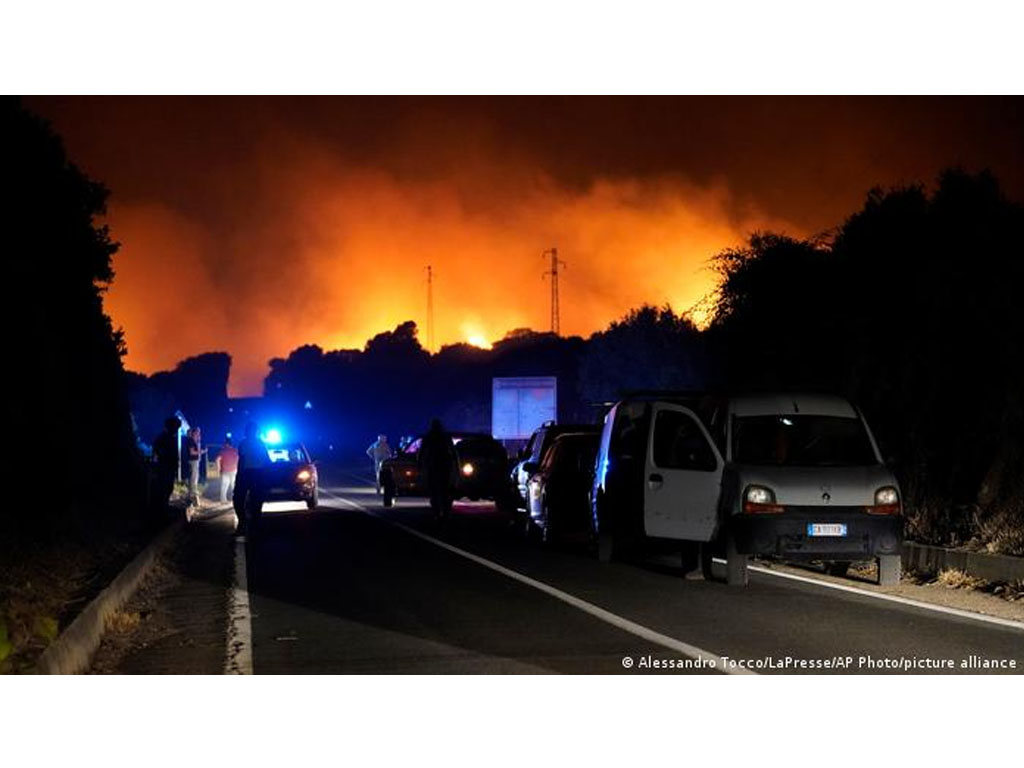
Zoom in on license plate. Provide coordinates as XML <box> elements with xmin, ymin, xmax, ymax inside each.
<box><xmin>808</xmin><ymin>523</ymin><xmax>847</xmax><ymax>537</ymax></box>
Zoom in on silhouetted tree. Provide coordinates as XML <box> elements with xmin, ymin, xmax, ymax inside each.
<box><xmin>2</xmin><ymin>98</ymin><xmax>141</xmax><ymax>525</ymax></box>
<box><xmin>581</xmin><ymin>305</ymin><xmax>708</xmax><ymax>404</ymax></box>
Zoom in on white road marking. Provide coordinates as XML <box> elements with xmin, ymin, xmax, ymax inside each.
<box><xmin>322</xmin><ymin>489</ymin><xmax>752</xmax><ymax>675</ymax></box>
<box><xmin>709</xmin><ymin>558</ymin><xmax>1024</xmax><ymax>632</ymax></box>
<box><xmin>225</xmin><ymin>531</ymin><xmax>254</xmax><ymax>674</ymax></box>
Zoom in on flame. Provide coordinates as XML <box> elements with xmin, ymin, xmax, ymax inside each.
<box><xmin>465</xmin><ymin>333</ymin><xmax>492</xmax><ymax>350</ymax></box>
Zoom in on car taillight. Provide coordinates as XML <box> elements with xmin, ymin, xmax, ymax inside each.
<box><xmin>742</xmin><ymin>485</ymin><xmax>784</xmax><ymax>514</ymax></box>
<box><xmin>867</xmin><ymin>486</ymin><xmax>900</xmax><ymax>515</ymax></box>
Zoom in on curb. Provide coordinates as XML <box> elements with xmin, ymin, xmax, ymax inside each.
<box><xmin>904</xmin><ymin>542</ymin><xmax>1024</xmax><ymax>583</ymax></box>
<box><xmin>36</xmin><ymin>516</ymin><xmax>185</xmax><ymax>674</ymax></box>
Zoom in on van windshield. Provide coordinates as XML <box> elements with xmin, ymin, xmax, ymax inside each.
<box><xmin>731</xmin><ymin>415</ymin><xmax>877</xmax><ymax>467</ymax></box>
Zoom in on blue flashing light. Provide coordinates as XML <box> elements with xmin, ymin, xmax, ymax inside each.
<box><xmin>262</xmin><ymin>427</ymin><xmax>283</xmax><ymax>445</ymax></box>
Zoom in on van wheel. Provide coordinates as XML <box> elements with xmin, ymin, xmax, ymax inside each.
<box><xmin>307</xmin><ymin>489</ymin><xmax>319</xmax><ymax>510</ymax></box>
<box><xmin>825</xmin><ymin>561</ymin><xmax>851</xmax><ymax>577</ymax></box>
<box><xmin>726</xmin><ymin>532</ymin><xmax>749</xmax><ymax>587</ymax></box>
<box><xmin>597</xmin><ymin>530</ymin><xmax>614</xmax><ymax>563</ymax></box>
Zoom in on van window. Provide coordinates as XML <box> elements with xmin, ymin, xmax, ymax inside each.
<box><xmin>652</xmin><ymin>410</ymin><xmax>717</xmax><ymax>471</ymax></box>
<box><xmin>732</xmin><ymin>415</ymin><xmax>877</xmax><ymax>467</ymax></box>
<box><xmin>610</xmin><ymin>402</ymin><xmax>647</xmax><ymax>459</ymax></box>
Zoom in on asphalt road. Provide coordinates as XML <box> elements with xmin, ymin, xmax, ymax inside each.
<box><xmin>239</xmin><ymin>470</ymin><xmax>1024</xmax><ymax>674</ymax></box>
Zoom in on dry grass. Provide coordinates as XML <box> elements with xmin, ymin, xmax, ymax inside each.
<box><xmin>106</xmin><ymin>610</ymin><xmax>142</xmax><ymax>634</ymax></box>
<box><xmin>937</xmin><ymin>568</ymin><xmax>989</xmax><ymax>591</ymax></box>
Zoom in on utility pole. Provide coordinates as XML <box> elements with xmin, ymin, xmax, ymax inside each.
<box><xmin>425</xmin><ymin>264</ymin><xmax>435</xmax><ymax>353</ymax></box>
<box><xmin>542</xmin><ymin>247</ymin><xmax>566</xmax><ymax>334</ymax></box>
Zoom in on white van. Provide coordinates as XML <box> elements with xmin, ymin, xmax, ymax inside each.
<box><xmin>590</xmin><ymin>393</ymin><xmax>903</xmax><ymax>586</ymax></box>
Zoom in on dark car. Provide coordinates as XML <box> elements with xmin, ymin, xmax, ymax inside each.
<box><xmin>254</xmin><ymin>441</ymin><xmax>319</xmax><ymax>510</ymax></box>
<box><xmin>525</xmin><ymin>432</ymin><xmax>601</xmax><ymax>545</ymax></box>
<box><xmin>379</xmin><ymin>432</ymin><xmax>513</xmax><ymax>509</ymax></box>
<box><xmin>453</xmin><ymin>434</ymin><xmax>511</xmax><ymax>502</ymax></box>
<box><xmin>379</xmin><ymin>437</ymin><xmax>428</xmax><ymax>507</ymax></box>
<box><xmin>510</xmin><ymin>422</ymin><xmax>598</xmax><ymax>514</ymax></box>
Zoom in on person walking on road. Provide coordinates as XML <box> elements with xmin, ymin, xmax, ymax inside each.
<box><xmin>217</xmin><ymin>437</ymin><xmax>239</xmax><ymax>503</ymax></box>
<box><xmin>366</xmin><ymin>434</ymin><xmax>393</xmax><ymax>493</ymax></box>
<box><xmin>234</xmin><ymin>421</ymin><xmax>269</xmax><ymax>534</ymax></box>
<box><xmin>152</xmin><ymin>416</ymin><xmax>181</xmax><ymax>515</ymax></box>
<box><xmin>418</xmin><ymin>419</ymin><xmax>458</xmax><ymax>523</ymax></box>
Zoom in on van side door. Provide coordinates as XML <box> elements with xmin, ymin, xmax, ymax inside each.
<box><xmin>643</xmin><ymin>403</ymin><xmax>724</xmax><ymax>542</ymax></box>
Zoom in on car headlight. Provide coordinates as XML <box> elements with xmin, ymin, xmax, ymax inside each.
<box><xmin>874</xmin><ymin>486</ymin><xmax>899</xmax><ymax>506</ymax></box>
<box><xmin>296</xmin><ymin>469</ymin><xmax>312</xmax><ymax>482</ymax></box>
<box><xmin>461</xmin><ymin>462</ymin><xmax>475</xmax><ymax>476</ymax></box>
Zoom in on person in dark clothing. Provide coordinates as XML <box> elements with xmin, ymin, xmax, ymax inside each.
<box><xmin>233</xmin><ymin>420</ymin><xmax>268</xmax><ymax>534</ymax></box>
<box><xmin>184</xmin><ymin>426</ymin><xmax>202</xmax><ymax>505</ymax></box>
<box><xmin>418</xmin><ymin>418</ymin><xmax>458</xmax><ymax>522</ymax></box>
<box><xmin>152</xmin><ymin>416</ymin><xmax>181</xmax><ymax>515</ymax></box>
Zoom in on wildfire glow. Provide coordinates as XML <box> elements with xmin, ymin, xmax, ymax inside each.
<box><xmin>101</xmin><ymin>141</ymin><xmax>798</xmax><ymax>395</ymax></box>
<box><xmin>466</xmin><ymin>333</ymin><xmax>492</xmax><ymax>350</ymax></box>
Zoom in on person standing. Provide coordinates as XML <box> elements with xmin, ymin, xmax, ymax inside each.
<box><xmin>217</xmin><ymin>437</ymin><xmax>240</xmax><ymax>503</ymax></box>
<box><xmin>234</xmin><ymin>421</ymin><xmax>269</xmax><ymax>534</ymax></box>
<box><xmin>418</xmin><ymin>419</ymin><xmax>457</xmax><ymax>522</ymax></box>
<box><xmin>152</xmin><ymin>416</ymin><xmax>181</xmax><ymax>515</ymax></box>
<box><xmin>366</xmin><ymin>434</ymin><xmax>393</xmax><ymax>493</ymax></box>
<box><xmin>184</xmin><ymin>426</ymin><xmax>201</xmax><ymax>505</ymax></box>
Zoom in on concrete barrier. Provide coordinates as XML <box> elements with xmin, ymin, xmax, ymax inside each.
<box><xmin>37</xmin><ymin>518</ymin><xmax>183</xmax><ymax>674</ymax></box>
<box><xmin>903</xmin><ymin>541</ymin><xmax>1024</xmax><ymax>583</ymax></box>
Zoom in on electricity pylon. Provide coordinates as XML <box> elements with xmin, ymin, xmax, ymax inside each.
<box><xmin>542</xmin><ymin>247</ymin><xmax>566</xmax><ymax>334</ymax></box>
<box><xmin>425</xmin><ymin>265</ymin><xmax>435</xmax><ymax>353</ymax></box>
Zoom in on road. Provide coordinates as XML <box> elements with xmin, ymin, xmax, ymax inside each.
<box><xmin>231</xmin><ymin>468</ymin><xmax>1024</xmax><ymax>674</ymax></box>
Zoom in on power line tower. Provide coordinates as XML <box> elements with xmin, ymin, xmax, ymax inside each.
<box><xmin>542</xmin><ymin>247</ymin><xmax>566</xmax><ymax>334</ymax></box>
<box><xmin>425</xmin><ymin>264</ymin><xmax>435</xmax><ymax>353</ymax></box>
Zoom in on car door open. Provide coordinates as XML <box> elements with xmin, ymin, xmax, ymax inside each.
<box><xmin>643</xmin><ymin>403</ymin><xmax>723</xmax><ymax>541</ymax></box>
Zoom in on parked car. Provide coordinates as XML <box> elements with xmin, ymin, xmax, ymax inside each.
<box><xmin>378</xmin><ymin>436</ymin><xmax>427</xmax><ymax>507</ymax></box>
<box><xmin>592</xmin><ymin>393</ymin><xmax>903</xmax><ymax>586</ymax></box>
<box><xmin>379</xmin><ymin>432</ymin><xmax>514</xmax><ymax>509</ymax></box>
<box><xmin>454</xmin><ymin>434</ymin><xmax>513</xmax><ymax>503</ymax></box>
<box><xmin>510</xmin><ymin>422</ymin><xmax>599</xmax><ymax>514</ymax></box>
<box><xmin>525</xmin><ymin>432</ymin><xmax>601</xmax><ymax>545</ymax></box>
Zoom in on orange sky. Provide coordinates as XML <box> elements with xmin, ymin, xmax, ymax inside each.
<box><xmin>29</xmin><ymin>97</ymin><xmax>1024</xmax><ymax>396</ymax></box>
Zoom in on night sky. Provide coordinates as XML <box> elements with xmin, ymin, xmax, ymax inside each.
<box><xmin>27</xmin><ymin>96</ymin><xmax>1024</xmax><ymax>394</ymax></box>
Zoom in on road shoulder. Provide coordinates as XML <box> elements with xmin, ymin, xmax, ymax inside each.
<box><xmin>89</xmin><ymin>506</ymin><xmax>236</xmax><ymax>674</ymax></box>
